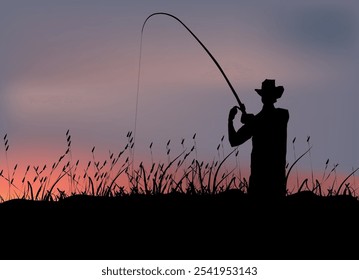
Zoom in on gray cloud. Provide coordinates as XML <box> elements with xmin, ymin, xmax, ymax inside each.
<box><xmin>277</xmin><ymin>5</ymin><xmax>357</xmax><ymax>51</ymax></box>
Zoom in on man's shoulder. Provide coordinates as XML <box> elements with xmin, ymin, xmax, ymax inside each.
<box><xmin>276</xmin><ymin>108</ymin><xmax>289</xmax><ymax>114</ymax></box>
<box><xmin>276</xmin><ymin>108</ymin><xmax>289</xmax><ymax>119</ymax></box>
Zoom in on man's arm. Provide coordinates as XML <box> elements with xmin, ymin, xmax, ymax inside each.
<box><xmin>228</xmin><ymin>107</ymin><xmax>253</xmax><ymax>147</ymax></box>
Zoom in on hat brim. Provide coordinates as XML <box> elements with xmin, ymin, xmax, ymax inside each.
<box><xmin>255</xmin><ymin>86</ymin><xmax>284</xmax><ymax>98</ymax></box>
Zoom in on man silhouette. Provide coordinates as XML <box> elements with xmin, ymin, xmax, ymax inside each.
<box><xmin>228</xmin><ymin>79</ymin><xmax>289</xmax><ymax>198</ymax></box>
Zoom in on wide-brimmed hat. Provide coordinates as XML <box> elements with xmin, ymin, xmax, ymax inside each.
<box><xmin>255</xmin><ymin>79</ymin><xmax>284</xmax><ymax>99</ymax></box>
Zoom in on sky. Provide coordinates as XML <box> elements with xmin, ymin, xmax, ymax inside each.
<box><xmin>0</xmin><ymin>0</ymin><xmax>358</xmax><ymax>198</ymax></box>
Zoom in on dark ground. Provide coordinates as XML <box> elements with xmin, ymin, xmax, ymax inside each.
<box><xmin>0</xmin><ymin>190</ymin><xmax>358</xmax><ymax>260</ymax></box>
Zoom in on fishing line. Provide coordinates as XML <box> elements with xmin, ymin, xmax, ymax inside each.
<box><xmin>132</xmin><ymin>21</ymin><xmax>144</xmax><ymax>177</ymax></box>
<box><xmin>132</xmin><ymin>12</ymin><xmax>245</xmax><ymax>174</ymax></box>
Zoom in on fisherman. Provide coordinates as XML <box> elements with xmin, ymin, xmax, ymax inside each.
<box><xmin>228</xmin><ymin>79</ymin><xmax>289</xmax><ymax>198</ymax></box>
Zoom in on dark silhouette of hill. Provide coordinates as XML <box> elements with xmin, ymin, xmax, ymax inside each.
<box><xmin>1</xmin><ymin>190</ymin><xmax>358</xmax><ymax>260</ymax></box>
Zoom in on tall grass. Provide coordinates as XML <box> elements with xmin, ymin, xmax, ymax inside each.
<box><xmin>0</xmin><ymin>131</ymin><xmax>357</xmax><ymax>202</ymax></box>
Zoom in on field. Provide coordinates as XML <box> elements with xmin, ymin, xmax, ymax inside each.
<box><xmin>0</xmin><ymin>131</ymin><xmax>358</xmax><ymax>260</ymax></box>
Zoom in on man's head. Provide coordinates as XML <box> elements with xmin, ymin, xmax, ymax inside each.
<box><xmin>255</xmin><ymin>79</ymin><xmax>284</xmax><ymax>104</ymax></box>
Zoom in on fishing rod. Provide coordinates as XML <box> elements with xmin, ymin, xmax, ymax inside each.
<box><xmin>132</xmin><ymin>12</ymin><xmax>245</xmax><ymax>174</ymax></box>
<box><xmin>141</xmin><ymin>12</ymin><xmax>246</xmax><ymax>112</ymax></box>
